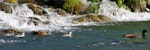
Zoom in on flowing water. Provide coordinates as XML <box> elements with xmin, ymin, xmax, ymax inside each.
<box><xmin>0</xmin><ymin>21</ymin><xmax>150</xmax><ymax>50</ymax></box>
<box><xmin>0</xmin><ymin>0</ymin><xmax>150</xmax><ymax>50</ymax></box>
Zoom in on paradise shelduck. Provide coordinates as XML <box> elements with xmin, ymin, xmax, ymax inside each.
<box><xmin>63</xmin><ymin>31</ymin><xmax>72</xmax><ymax>38</ymax></box>
<box><xmin>32</xmin><ymin>30</ymin><xmax>47</xmax><ymax>36</ymax></box>
<box><xmin>124</xmin><ymin>29</ymin><xmax>148</xmax><ymax>39</ymax></box>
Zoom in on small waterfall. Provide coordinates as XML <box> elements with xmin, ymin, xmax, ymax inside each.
<box><xmin>0</xmin><ymin>3</ymin><xmax>76</xmax><ymax>32</ymax></box>
<box><xmin>99</xmin><ymin>0</ymin><xmax>150</xmax><ymax>21</ymax></box>
<box><xmin>0</xmin><ymin>0</ymin><xmax>150</xmax><ymax>32</ymax></box>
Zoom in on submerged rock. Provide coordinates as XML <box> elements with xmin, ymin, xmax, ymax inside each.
<box><xmin>73</xmin><ymin>17</ymin><xmax>89</xmax><ymax>24</ymax></box>
<box><xmin>86</xmin><ymin>14</ymin><xmax>101</xmax><ymax>22</ymax></box>
<box><xmin>28</xmin><ymin>17</ymin><xmax>42</xmax><ymax>26</ymax></box>
<box><xmin>98</xmin><ymin>15</ymin><xmax>111</xmax><ymax>22</ymax></box>
<box><xmin>0</xmin><ymin>3</ymin><xmax>12</xmax><ymax>13</ymax></box>
<box><xmin>72</xmin><ymin>14</ymin><xmax>111</xmax><ymax>24</ymax></box>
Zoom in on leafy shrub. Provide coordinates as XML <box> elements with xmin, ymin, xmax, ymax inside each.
<box><xmin>63</xmin><ymin>0</ymin><xmax>84</xmax><ymax>14</ymax></box>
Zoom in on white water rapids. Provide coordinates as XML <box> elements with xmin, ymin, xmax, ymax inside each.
<box><xmin>0</xmin><ymin>0</ymin><xmax>150</xmax><ymax>32</ymax></box>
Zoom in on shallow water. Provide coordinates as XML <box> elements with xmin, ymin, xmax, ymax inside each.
<box><xmin>0</xmin><ymin>21</ymin><xmax>150</xmax><ymax>50</ymax></box>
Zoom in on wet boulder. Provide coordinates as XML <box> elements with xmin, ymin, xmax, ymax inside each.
<box><xmin>0</xmin><ymin>3</ymin><xmax>12</xmax><ymax>13</ymax></box>
<box><xmin>98</xmin><ymin>15</ymin><xmax>111</xmax><ymax>22</ymax></box>
<box><xmin>73</xmin><ymin>17</ymin><xmax>89</xmax><ymax>24</ymax></box>
<box><xmin>4</xmin><ymin>0</ymin><xmax>18</xmax><ymax>5</ymax></box>
<box><xmin>86</xmin><ymin>14</ymin><xmax>101</xmax><ymax>22</ymax></box>
<box><xmin>28</xmin><ymin>17</ymin><xmax>42</xmax><ymax>26</ymax></box>
<box><xmin>56</xmin><ymin>8</ymin><xmax>67</xmax><ymax>16</ymax></box>
<box><xmin>28</xmin><ymin>4</ymin><xmax>44</xmax><ymax>15</ymax></box>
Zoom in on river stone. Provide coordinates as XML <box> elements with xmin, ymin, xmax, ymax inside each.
<box><xmin>98</xmin><ymin>15</ymin><xmax>111</xmax><ymax>22</ymax></box>
<box><xmin>28</xmin><ymin>3</ymin><xmax>44</xmax><ymax>15</ymax></box>
<box><xmin>56</xmin><ymin>8</ymin><xmax>67</xmax><ymax>16</ymax></box>
<box><xmin>73</xmin><ymin>17</ymin><xmax>89</xmax><ymax>24</ymax></box>
<box><xmin>86</xmin><ymin>14</ymin><xmax>101</xmax><ymax>22</ymax></box>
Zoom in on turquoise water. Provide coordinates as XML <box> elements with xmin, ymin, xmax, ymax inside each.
<box><xmin>0</xmin><ymin>21</ymin><xmax>150</xmax><ymax>50</ymax></box>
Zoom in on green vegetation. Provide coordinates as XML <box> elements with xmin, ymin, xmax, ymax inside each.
<box><xmin>111</xmin><ymin>0</ymin><xmax>146</xmax><ymax>12</ymax></box>
<box><xmin>86</xmin><ymin>3</ymin><xmax>99</xmax><ymax>13</ymax></box>
<box><xmin>124</xmin><ymin>0</ymin><xmax>146</xmax><ymax>12</ymax></box>
<box><xmin>117</xmin><ymin>0</ymin><xmax>123</xmax><ymax>7</ymax></box>
<box><xmin>85</xmin><ymin>0</ymin><xmax>102</xmax><ymax>14</ymax></box>
<box><xmin>63</xmin><ymin>0</ymin><xmax>84</xmax><ymax>14</ymax></box>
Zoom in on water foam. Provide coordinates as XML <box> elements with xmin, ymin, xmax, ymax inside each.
<box><xmin>99</xmin><ymin>0</ymin><xmax>150</xmax><ymax>22</ymax></box>
<box><xmin>0</xmin><ymin>0</ymin><xmax>150</xmax><ymax>32</ymax></box>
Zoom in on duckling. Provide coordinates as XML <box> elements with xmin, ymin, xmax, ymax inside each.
<box><xmin>63</xmin><ymin>31</ymin><xmax>72</xmax><ymax>38</ymax></box>
<box><xmin>124</xmin><ymin>29</ymin><xmax>148</xmax><ymax>39</ymax></box>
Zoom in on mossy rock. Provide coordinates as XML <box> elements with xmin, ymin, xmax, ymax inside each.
<box><xmin>98</xmin><ymin>15</ymin><xmax>111</xmax><ymax>22</ymax></box>
<box><xmin>4</xmin><ymin>0</ymin><xmax>18</xmax><ymax>5</ymax></box>
<box><xmin>0</xmin><ymin>3</ymin><xmax>12</xmax><ymax>13</ymax></box>
<box><xmin>21</xmin><ymin>0</ymin><xmax>37</xmax><ymax>4</ymax></box>
<box><xmin>28</xmin><ymin>4</ymin><xmax>44</xmax><ymax>15</ymax></box>
<box><xmin>73</xmin><ymin>17</ymin><xmax>89</xmax><ymax>24</ymax></box>
<box><xmin>56</xmin><ymin>8</ymin><xmax>67</xmax><ymax>16</ymax></box>
<box><xmin>63</xmin><ymin>0</ymin><xmax>84</xmax><ymax>15</ymax></box>
<box><xmin>86</xmin><ymin>14</ymin><xmax>101</xmax><ymax>22</ymax></box>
